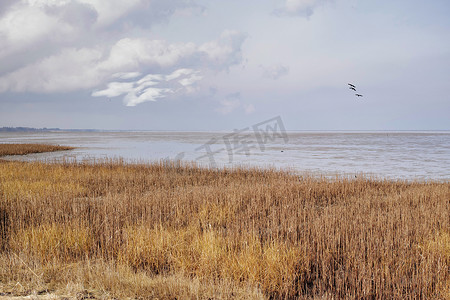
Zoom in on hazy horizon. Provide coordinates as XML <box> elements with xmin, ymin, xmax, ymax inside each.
<box><xmin>1</xmin><ymin>0</ymin><xmax>449</xmax><ymax>131</ymax></box>
<box><xmin>2</xmin><ymin>126</ymin><xmax>450</xmax><ymax>133</ymax></box>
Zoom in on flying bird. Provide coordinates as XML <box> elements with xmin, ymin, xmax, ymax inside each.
<box><xmin>347</xmin><ymin>83</ymin><xmax>363</xmax><ymax>98</ymax></box>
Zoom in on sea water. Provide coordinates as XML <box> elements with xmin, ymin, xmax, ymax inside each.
<box><xmin>1</xmin><ymin>131</ymin><xmax>449</xmax><ymax>181</ymax></box>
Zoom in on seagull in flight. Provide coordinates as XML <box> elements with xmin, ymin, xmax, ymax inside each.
<box><xmin>348</xmin><ymin>83</ymin><xmax>356</xmax><ymax>88</ymax></box>
<box><xmin>355</xmin><ymin>94</ymin><xmax>363</xmax><ymax>97</ymax></box>
<box><xmin>349</xmin><ymin>86</ymin><xmax>356</xmax><ymax>91</ymax></box>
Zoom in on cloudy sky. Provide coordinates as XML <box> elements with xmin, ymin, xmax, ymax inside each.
<box><xmin>0</xmin><ymin>0</ymin><xmax>449</xmax><ymax>130</ymax></box>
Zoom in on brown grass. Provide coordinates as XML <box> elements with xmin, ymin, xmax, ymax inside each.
<box><xmin>0</xmin><ymin>143</ymin><xmax>74</xmax><ymax>157</ymax></box>
<box><xmin>0</xmin><ymin>158</ymin><xmax>448</xmax><ymax>299</ymax></box>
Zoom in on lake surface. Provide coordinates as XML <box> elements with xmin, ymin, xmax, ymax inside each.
<box><xmin>1</xmin><ymin>131</ymin><xmax>449</xmax><ymax>181</ymax></box>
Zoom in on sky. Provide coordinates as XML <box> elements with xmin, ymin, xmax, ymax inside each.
<box><xmin>0</xmin><ymin>0</ymin><xmax>449</xmax><ymax>131</ymax></box>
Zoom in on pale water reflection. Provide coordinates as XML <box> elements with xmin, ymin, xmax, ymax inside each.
<box><xmin>1</xmin><ymin>131</ymin><xmax>449</xmax><ymax>181</ymax></box>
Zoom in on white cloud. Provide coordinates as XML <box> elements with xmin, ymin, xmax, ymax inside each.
<box><xmin>112</xmin><ymin>72</ymin><xmax>142</xmax><ymax>80</ymax></box>
<box><xmin>137</xmin><ymin>74</ymin><xmax>164</xmax><ymax>86</ymax></box>
<box><xmin>0</xmin><ymin>5</ymin><xmax>59</xmax><ymax>58</ymax></box>
<box><xmin>0</xmin><ymin>30</ymin><xmax>246</xmax><ymax>96</ymax></box>
<box><xmin>0</xmin><ymin>47</ymin><xmax>103</xmax><ymax>93</ymax></box>
<box><xmin>166</xmin><ymin>68</ymin><xmax>195</xmax><ymax>81</ymax></box>
<box><xmin>215</xmin><ymin>92</ymin><xmax>255</xmax><ymax>115</ymax></box>
<box><xmin>77</xmin><ymin>0</ymin><xmax>141</xmax><ymax>27</ymax></box>
<box><xmin>0</xmin><ymin>1</ymin><xmax>101</xmax><ymax>70</ymax></box>
<box><xmin>216</xmin><ymin>98</ymin><xmax>241</xmax><ymax>115</ymax></box>
<box><xmin>175</xmin><ymin>69</ymin><xmax>203</xmax><ymax>86</ymax></box>
<box><xmin>260</xmin><ymin>64</ymin><xmax>290</xmax><ymax>80</ymax></box>
<box><xmin>179</xmin><ymin>73</ymin><xmax>203</xmax><ymax>87</ymax></box>
<box><xmin>0</xmin><ymin>0</ymin><xmax>19</xmax><ymax>14</ymax></box>
<box><xmin>0</xmin><ymin>0</ymin><xmax>200</xmax><ymax>66</ymax></box>
<box><xmin>199</xmin><ymin>30</ymin><xmax>247</xmax><ymax>70</ymax></box>
<box><xmin>92</xmin><ymin>82</ymin><xmax>135</xmax><ymax>98</ymax></box>
<box><xmin>244</xmin><ymin>104</ymin><xmax>255</xmax><ymax>114</ymax></box>
<box><xmin>0</xmin><ymin>0</ymin><xmax>247</xmax><ymax>108</ymax></box>
<box><xmin>275</xmin><ymin>0</ymin><xmax>332</xmax><ymax>17</ymax></box>
<box><xmin>92</xmin><ymin>69</ymin><xmax>201</xmax><ymax>106</ymax></box>
<box><xmin>99</xmin><ymin>38</ymin><xmax>198</xmax><ymax>71</ymax></box>
<box><xmin>125</xmin><ymin>87</ymin><xmax>171</xmax><ymax>107</ymax></box>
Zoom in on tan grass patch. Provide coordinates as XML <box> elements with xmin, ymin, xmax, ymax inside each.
<box><xmin>0</xmin><ymin>158</ymin><xmax>448</xmax><ymax>298</ymax></box>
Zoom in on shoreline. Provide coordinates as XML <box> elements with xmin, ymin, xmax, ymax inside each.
<box><xmin>1</xmin><ymin>131</ymin><xmax>449</xmax><ymax>181</ymax></box>
<box><xmin>1</xmin><ymin>149</ymin><xmax>448</xmax><ymax>184</ymax></box>
<box><xmin>0</xmin><ymin>143</ymin><xmax>75</xmax><ymax>157</ymax></box>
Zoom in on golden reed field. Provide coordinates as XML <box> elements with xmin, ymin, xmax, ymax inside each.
<box><xmin>0</xmin><ymin>144</ymin><xmax>448</xmax><ymax>299</ymax></box>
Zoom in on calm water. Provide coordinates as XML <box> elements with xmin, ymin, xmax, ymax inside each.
<box><xmin>1</xmin><ymin>131</ymin><xmax>449</xmax><ymax>181</ymax></box>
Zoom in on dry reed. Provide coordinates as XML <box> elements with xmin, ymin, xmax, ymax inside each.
<box><xmin>0</xmin><ymin>143</ymin><xmax>74</xmax><ymax>157</ymax></box>
<box><xmin>0</xmin><ymin>155</ymin><xmax>448</xmax><ymax>299</ymax></box>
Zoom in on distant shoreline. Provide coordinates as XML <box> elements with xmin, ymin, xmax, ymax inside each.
<box><xmin>1</xmin><ymin>127</ymin><xmax>449</xmax><ymax>133</ymax></box>
<box><xmin>0</xmin><ymin>127</ymin><xmax>98</xmax><ymax>133</ymax></box>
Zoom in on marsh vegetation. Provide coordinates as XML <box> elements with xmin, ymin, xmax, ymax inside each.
<box><xmin>0</xmin><ymin>144</ymin><xmax>74</xmax><ymax>157</ymax></box>
<box><xmin>0</xmin><ymin>145</ymin><xmax>448</xmax><ymax>299</ymax></box>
